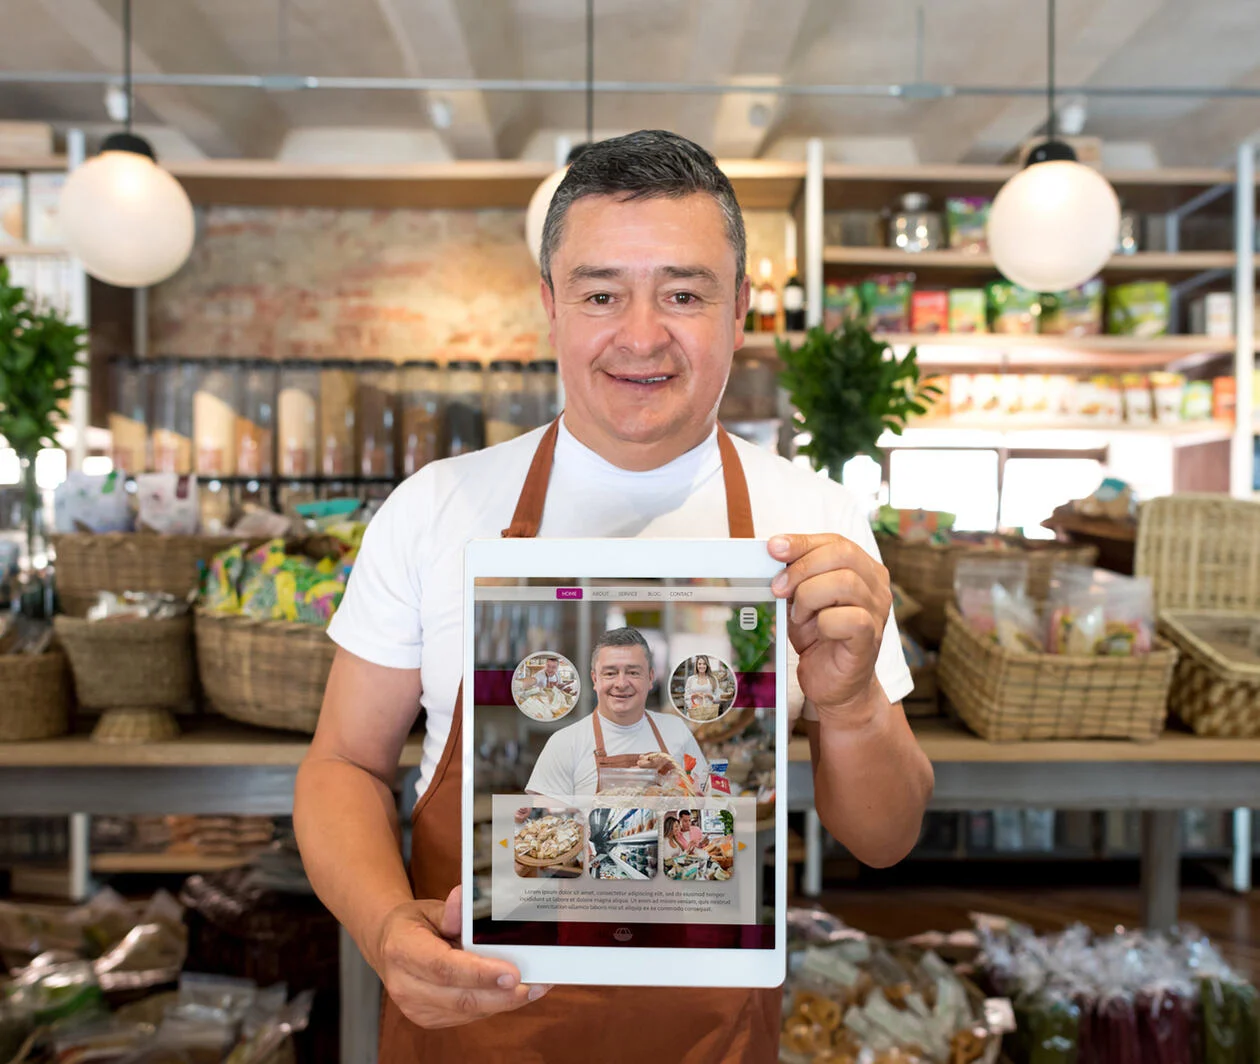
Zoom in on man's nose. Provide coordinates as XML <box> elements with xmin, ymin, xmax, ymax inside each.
<box><xmin>614</xmin><ymin>297</ymin><xmax>670</xmax><ymax>357</ymax></box>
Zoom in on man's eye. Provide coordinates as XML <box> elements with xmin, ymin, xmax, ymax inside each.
<box><xmin>670</xmin><ymin>292</ymin><xmax>698</xmax><ymax>305</ymax></box>
<box><xmin>587</xmin><ymin>293</ymin><xmax>613</xmax><ymax>306</ymax></box>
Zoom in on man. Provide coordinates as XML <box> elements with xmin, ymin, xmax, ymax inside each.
<box><xmin>674</xmin><ymin>809</ymin><xmax>704</xmax><ymax>854</ymax></box>
<box><xmin>525</xmin><ymin>627</ymin><xmax>707</xmax><ymax>798</ymax></box>
<box><xmin>294</xmin><ymin>129</ymin><xmax>933</xmax><ymax>1061</ymax></box>
<box><xmin>525</xmin><ymin>654</ymin><xmax>576</xmax><ymax>698</ymax></box>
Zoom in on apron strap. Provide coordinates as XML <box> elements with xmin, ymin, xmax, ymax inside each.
<box><xmin>591</xmin><ymin>708</ymin><xmax>607</xmax><ymax>758</ymax></box>
<box><xmin>644</xmin><ymin>713</ymin><xmax>669</xmax><ymax>753</ymax></box>
<box><xmin>502</xmin><ymin>417</ymin><xmax>756</xmax><ymax>540</ymax></box>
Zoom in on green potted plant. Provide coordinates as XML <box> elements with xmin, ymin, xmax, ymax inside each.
<box><xmin>0</xmin><ymin>265</ymin><xmax>86</xmax><ymax>563</ymax></box>
<box><xmin>776</xmin><ymin>319</ymin><xmax>941</xmax><ymax>480</ymax></box>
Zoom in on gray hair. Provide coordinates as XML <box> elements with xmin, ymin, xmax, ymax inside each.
<box><xmin>590</xmin><ymin>626</ymin><xmax>653</xmax><ymax>674</ymax></box>
<box><xmin>539</xmin><ymin>130</ymin><xmax>747</xmax><ymax>294</ymax></box>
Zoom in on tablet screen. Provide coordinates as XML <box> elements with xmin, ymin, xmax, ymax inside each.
<box><xmin>470</xmin><ymin>576</ymin><xmax>778</xmax><ymax>951</ymax></box>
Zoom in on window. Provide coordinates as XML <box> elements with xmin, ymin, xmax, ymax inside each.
<box><xmin>1000</xmin><ymin>458</ymin><xmax>1104</xmax><ymax>539</ymax></box>
<box><xmin>888</xmin><ymin>450</ymin><xmax>1000</xmax><ymax>531</ymax></box>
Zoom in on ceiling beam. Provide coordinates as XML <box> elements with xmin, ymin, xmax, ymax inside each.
<box><xmin>42</xmin><ymin>0</ymin><xmax>288</xmax><ymax>159</ymax></box>
<box><xmin>373</xmin><ymin>0</ymin><xmax>526</xmax><ymax>160</ymax></box>
<box><xmin>912</xmin><ymin>0</ymin><xmax>1168</xmax><ymax>164</ymax></box>
<box><xmin>1146</xmin><ymin>64</ymin><xmax>1260</xmax><ymax>166</ymax></box>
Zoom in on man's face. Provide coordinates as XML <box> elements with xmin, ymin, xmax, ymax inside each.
<box><xmin>541</xmin><ymin>192</ymin><xmax>750</xmax><ymax>466</ymax></box>
<box><xmin>591</xmin><ymin>645</ymin><xmax>654</xmax><ymax>725</ymax></box>
<box><xmin>544</xmin><ymin>658</ymin><xmax>558</xmax><ymax>676</ymax></box>
<box><xmin>680</xmin><ymin>812</ymin><xmax>692</xmax><ymax>830</ymax></box>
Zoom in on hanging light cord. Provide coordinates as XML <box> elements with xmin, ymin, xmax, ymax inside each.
<box><xmin>1046</xmin><ymin>0</ymin><xmax>1056</xmax><ymax>140</ymax></box>
<box><xmin>585</xmin><ymin>0</ymin><xmax>594</xmax><ymax>143</ymax></box>
<box><xmin>123</xmin><ymin>0</ymin><xmax>133</xmax><ymax>132</ymax></box>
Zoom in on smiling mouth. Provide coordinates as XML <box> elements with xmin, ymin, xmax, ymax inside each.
<box><xmin>608</xmin><ymin>372</ymin><xmax>675</xmax><ymax>385</ymax></box>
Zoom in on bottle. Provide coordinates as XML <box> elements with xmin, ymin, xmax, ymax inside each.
<box><xmin>756</xmin><ymin>258</ymin><xmax>778</xmax><ymax>333</ymax></box>
<box><xmin>783</xmin><ymin>260</ymin><xmax>806</xmax><ymax>332</ymax></box>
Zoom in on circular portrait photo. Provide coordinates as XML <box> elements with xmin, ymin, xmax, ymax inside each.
<box><xmin>668</xmin><ymin>654</ymin><xmax>737</xmax><ymax>723</ymax></box>
<box><xmin>512</xmin><ymin>651</ymin><xmax>581</xmax><ymax>722</ymax></box>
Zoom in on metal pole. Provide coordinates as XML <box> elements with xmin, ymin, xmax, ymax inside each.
<box><xmin>65</xmin><ymin>129</ymin><xmax>89</xmax><ymax>473</ymax></box>
<box><xmin>1231</xmin><ymin>142</ymin><xmax>1255</xmax><ymax>500</ymax></box>
<box><xmin>804</xmin><ymin>138</ymin><xmax>824</xmax><ymax>329</ymax></box>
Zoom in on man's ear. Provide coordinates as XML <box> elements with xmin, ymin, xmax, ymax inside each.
<box><xmin>733</xmin><ymin>276</ymin><xmax>752</xmax><ymax>353</ymax></box>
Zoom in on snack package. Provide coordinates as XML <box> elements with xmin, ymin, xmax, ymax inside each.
<box><xmin>1213</xmin><ymin>376</ymin><xmax>1236</xmax><ymax>423</ymax></box>
<box><xmin>135</xmin><ymin>474</ymin><xmax>200</xmax><ymax>535</ymax></box>
<box><xmin>54</xmin><ymin>471</ymin><xmax>133</xmax><ymax>533</ymax></box>
<box><xmin>1045</xmin><ymin>569</ymin><xmax>1154</xmax><ymax>656</ymax></box>
<box><xmin>999</xmin><ymin>375</ymin><xmax>1025</xmax><ymax>419</ymax></box>
<box><xmin>1121</xmin><ymin>374</ymin><xmax>1153</xmax><ymax>424</ymax></box>
<box><xmin>911</xmin><ymin>290</ymin><xmax>949</xmax><ymax>334</ymax></box>
<box><xmin>950</xmin><ymin>375</ymin><xmax>976</xmax><ymax>418</ymax></box>
<box><xmin>1046</xmin><ymin>375</ymin><xmax>1077</xmax><ymax>420</ymax></box>
<box><xmin>1039</xmin><ymin>280</ymin><xmax>1104</xmax><ymax>337</ymax></box>
<box><xmin>971</xmin><ymin>374</ymin><xmax>1002</xmax><ymax>419</ymax></box>
<box><xmin>1021</xmin><ymin>375</ymin><xmax>1051</xmax><ymax>419</ymax></box>
<box><xmin>954</xmin><ymin>557</ymin><xmax>1030</xmax><ymax>639</ymax></box>
<box><xmin>1107</xmin><ymin>282</ymin><xmax>1170</xmax><ymax>337</ymax></box>
<box><xmin>201</xmin><ymin>544</ymin><xmax>246</xmax><ymax>613</ymax></box>
<box><xmin>987</xmin><ymin>282</ymin><xmax>1041</xmax><ymax>335</ymax></box>
<box><xmin>1149</xmin><ymin>372</ymin><xmax>1186</xmax><ymax>424</ymax></box>
<box><xmin>1182</xmin><ymin>380</ymin><xmax>1214</xmax><ymax>421</ymax></box>
<box><xmin>949</xmin><ymin>289</ymin><xmax>988</xmax><ymax>333</ymax></box>
<box><xmin>947</xmin><ymin>197</ymin><xmax>991</xmax><ymax>253</ymax></box>
<box><xmin>859</xmin><ymin>274</ymin><xmax>914</xmax><ymax>332</ymax></box>
<box><xmin>823</xmin><ymin>283</ymin><xmax>862</xmax><ymax>332</ymax></box>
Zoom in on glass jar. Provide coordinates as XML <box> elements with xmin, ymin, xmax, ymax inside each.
<box><xmin>277</xmin><ymin>362</ymin><xmax>320</xmax><ymax>477</ymax></box>
<box><xmin>399</xmin><ymin>360</ymin><xmax>446</xmax><ymax>476</ymax></box>
<box><xmin>357</xmin><ymin>361</ymin><xmax>398</xmax><ymax>477</ymax></box>
<box><xmin>890</xmin><ymin>192</ymin><xmax>943</xmax><ymax>252</ymax></box>
<box><xmin>150</xmin><ymin>358</ymin><xmax>196</xmax><ymax>475</ymax></box>
<box><xmin>108</xmin><ymin>356</ymin><xmax>149</xmax><ymax>474</ymax></box>
<box><xmin>193</xmin><ymin>359</ymin><xmax>240</xmax><ymax>477</ymax></box>
<box><xmin>236</xmin><ymin>361</ymin><xmax>276</xmax><ymax>478</ymax></box>
<box><xmin>318</xmin><ymin>360</ymin><xmax>357</xmax><ymax>478</ymax></box>
<box><xmin>524</xmin><ymin>359</ymin><xmax>559</xmax><ymax>428</ymax></box>
<box><xmin>484</xmin><ymin>360</ymin><xmax>528</xmax><ymax>445</ymax></box>
<box><xmin>445</xmin><ymin>361</ymin><xmax>485</xmax><ymax>456</ymax></box>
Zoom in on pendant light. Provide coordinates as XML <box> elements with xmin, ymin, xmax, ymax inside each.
<box><xmin>526</xmin><ymin>0</ymin><xmax>595</xmax><ymax>264</ymax></box>
<box><xmin>986</xmin><ymin>0</ymin><xmax>1120</xmax><ymax>293</ymax></box>
<box><xmin>59</xmin><ymin>0</ymin><xmax>195</xmax><ymax>288</ymax></box>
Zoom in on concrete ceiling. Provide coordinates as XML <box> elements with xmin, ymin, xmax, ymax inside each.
<box><xmin>1</xmin><ymin>0</ymin><xmax>1258</xmax><ymax>165</ymax></box>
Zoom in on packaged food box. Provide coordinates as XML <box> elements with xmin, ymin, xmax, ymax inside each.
<box><xmin>1021</xmin><ymin>374</ymin><xmax>1051</xmax><ymax>418</ymax></box>
<box><xmin>1181</xmin><ymin>379</ymin><xmax>1214</xmax><ymax>420</ymax></box>
<box><xmin>1213</xmin><ymin>376</ymin><xmax>1236</xmax><ymax>423</ymax></box>
<box><xmin>1188</xmin><ymin>291</ymin><xmax>1235</xmax><ymax>337</ymax></box>
<box><xmin>1040</xmin><ymin>279</ymin><xmax>1104</xmax><ymax>336</ymax></box>
<box><xmin>1047</xmin><ymin>375</ymin><xmax>1077</xmax><ymax>419</ymax></box>
<box><xmin>1078</xmin><ymin>375</ymin><xmax>1122</xmax><ymax>423</ymax></box>
<box><xmin>0</xmin><ymin>173</ymin><xmax>24</xmax><ymax>245</ymax></box>
<box><xmin>949</xmin><ymin>374</ymin><xmax>975</xmax><ymax>418</ymax></box>
<box><xmin>25</xmin><ymin>172</ymin><xmax>64</xmax><ymax>246</ymax></box>
<box><xmin>987</xmin><ymin>281</ymin><xmax>1041</xmax><ymax>335</ymax></box>
<box><xmin>1107</xmin><ymin>281</ymin><xmax>1170</xmax><ymax>337</ymax></box>
<box><xmin>859</xmin><ymin>274</ymin><xmax>913</xmax><ymax>332</ymax></box>
<box><xmin>822</xmin><ymin>283</ymin><xmax>862</xmax><ymax>332</ymax></box>
<box><xmin>948</xmin><ymin>288</ymin><xmax>987</xmax><ymax>333</ymax></box>
<box><xmin>999</xmin><ymin>374</ymin><xmax>1025</xmax><ymax>418</ymax></box>
<box><xmin>910</xmin><ymin>290</ymin><xmax>949</xmax><ymax>333</ymax></box>
<box><xmin>971</xmin><ymin>373</ymin><xmax>1003</xmax><ymax>419</ymax></box>
<box><xmin>946</xmin><ymin>196</ymin><xmax>990</xmax><ymax>253</ymax></box>
<box><xmin>1121</xmin><ymin>373</ymin><xmax>1154</xmax><ymax>424</ymax></box>
<box><xmin>1149</xmin><ymin>371</ymin><xmax>1186</xmax><ymax>423</ymax></box>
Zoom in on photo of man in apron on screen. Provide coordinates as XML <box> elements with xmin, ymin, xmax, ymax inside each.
<box><xmin>295</xmin><ymin>129</ymin><xmax>934</xmax><ymax>1063</ymax></box>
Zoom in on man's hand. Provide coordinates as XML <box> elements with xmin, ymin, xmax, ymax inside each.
<box><xmin>769</xmin><ymin>534</ymin><xmax>893</xmax><ymax>727</ymax></box>
<box><xmin>637</xmin><ymin>752</ymin><xmax>675</xmax><ymax>773</ymax></box>
<box><xmin>376</xmin><ymin>885</ymin><xmax>550</xmax><ymax>1029</ymax></box>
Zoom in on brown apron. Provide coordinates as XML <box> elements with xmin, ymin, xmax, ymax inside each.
<box><xmin>591</xmin><ymin>704</ymin><xmax>668</xmax><ymax>793</ymax></box>
<box><xmin>379</xmin><ymin>419</ymin><xmax>782</xmax><ymax>1064</ymax></box>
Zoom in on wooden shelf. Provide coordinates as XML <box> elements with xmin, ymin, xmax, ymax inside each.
<box><xmin>789</xmin><ymin>721</ymin><xmax>1260</xmax><ymax>764</ymax></box>
<box><xmin>881</xmin><ymin>420</ymin><xmax>1235</xmax><ymax>449</ymax></box>
<box><xmin>91</xmin><ymin>851</ymin><xmax>258</xmax><ymax>874</ymax></box>
<box><xmin>823</xmin><ymin>247</ymin><xmax>1236</xmax><ymax>277</ymax></box>
<box><xmin>0</xmin><ymin>244</ymin><xmax>69</xmax><ymax>258</ymax></box>
<box><xmin>0</xmin><ymin>155</ymin><xmax>67</xmax><ymax>173</ymax></box>
<box><xmin>166</xmin><ymin>158</ymin><xmax>805</xmax><ymax>212</ymax></box>
<box><xmin>0</xmin><ymin>719</ymin><xmax>426</xmax><ymax>768</ymax></box>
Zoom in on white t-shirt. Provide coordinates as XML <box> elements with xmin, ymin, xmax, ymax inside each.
<box><xmin>327</xmin><ymin>419</ymin><xmax>914</xmax><ymax>803</ymax></box>
<box><xmin>525</xmin><ymin>710</ymin><xmax>707</xmax><ymax>797</ymax></box>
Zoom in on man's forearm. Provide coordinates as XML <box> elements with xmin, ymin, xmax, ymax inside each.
<box><xmin>293</xmin><ymin>757</ymin><xmax>416</xmax><ymax>972</ymax></box>
<box><xmin>808</xmin><ymin>683</ymin><xmax>934</xmax><ymax>868</ymax></box>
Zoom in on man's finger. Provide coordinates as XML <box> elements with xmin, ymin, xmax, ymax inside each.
<box><xmin>405</xmin><ymin>979</ymin><xmax>543</xmax><ymax>1023</ymax></box>
<box><xmin>394</xmin><ymin>932</ymin><xmax>521</xmax><ymax>991</ymax></box>
<box><xmin>770</xmin><ymin>537</ymin><xmax>885</xmax><ymax>603</ymax></box>
<box><xmin>789</xmin><ymin>569</ymin><xmax>884</xmax><ymax>629</ymax></box>
<box><xmin>440</xmin><ymin>885</ymin><xmax>461</xmax><ymax>939</ymax></box>
<box><xmin>813</xmin><ymin>605</ymin><xmax>880</xmax><ymax>649</ymax></box>
<box><xmin>768</xmin><ymin>533</ymin><xmax>841</xmax><ymax>564</ymax></box>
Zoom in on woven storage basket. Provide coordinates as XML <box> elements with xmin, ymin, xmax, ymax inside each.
<box><xmin>1158</xmin><ymin>611</ymin><xmax>1260</xmax><ymax>737</ymax></box>
<box><xmin>938</xmin><ymin>604</ymin><xmax>1176</xmax><ymax>741</ymax></box>
<box><xmin>52</xmin><ymin>532</ymin><xmax>250</xmax><ymax>616</ymax></box>
<box><xmin>53</xmin><ymin>615</ymin><xmax>194</xmax><ymax>710</ymax></box>
<box><xmin>195</xmin><ymin>610</ymin><xmax>334</xmax><ymax>733</ymax></box>
<box><xmin>0</xmin><ymin>649</ymin><xmax>71</xmax><ymax>740</ymax></box>
<box><xmin>1135</xmin><ymin>494</ymin><xmax>1260</xmax><ymax>612</ymax></box>
<box><xmin>878</xmin><ymin>536</ymin><xmax>1097</xmax><ymax>644</ymax></box>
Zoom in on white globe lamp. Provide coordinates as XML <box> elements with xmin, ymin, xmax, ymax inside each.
<box><xmin>987</xmin><ymin>141</ymin><xmax>1120</xmax><ymax>292</ymax></box>
<box><xmin>525</xmin><ymin>167</ymin><xmax>568</xmax><ymax>266</ymax></box>
<box><xmin>60</xmin><ymin>132</ymin><xmax>195</xmax><ymax>289</ymax></box>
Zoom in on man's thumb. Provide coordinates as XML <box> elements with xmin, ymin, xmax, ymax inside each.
<box><xmin>440</xmin><ymin>885</ymin><xmax>462</xmax><ymax>938</ymax></box>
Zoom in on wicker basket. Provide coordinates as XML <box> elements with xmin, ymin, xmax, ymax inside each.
<box><xmin>0</xmin><ymin>650</ymin><xmax>71</xmax><ymax>741</ymax></box>
<box><xmin>53</xmin><ymin>615</ymin><xmax>194</xmax><ymax>711</ymax></box>
<box><xmin>938</xmin><ymin>604</ymin><xmax>1176</xmax><ymax>741</ymax></box>
<box><xmin>52</xmin><ymin>532</ymin><xmax>251</xmax><ymax>616</ymax></box>
<box><xmin>878</xmin><ymin>536</ymin><xmax>1098</xmax><ymax>645</ymax></box>
<box><xmin>195</xmin><ymin>610</ymin><xmax>335</xmax><ymax>733</ymax></box>
<box><xmin>1158</xmin><ymin>610</ymin><xmax>1260</xmax><ymax>737</ymax></box>
<box><xmin>1135</xmin><ymin>494</ymin><xmax>1260</xmax><ymax>612</ymax></box>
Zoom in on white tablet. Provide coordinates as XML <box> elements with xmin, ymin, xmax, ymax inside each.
<box><xmin>462</xmin><ymin>537</ymin><xmax>788</xmax><ymax>989</ymax></box>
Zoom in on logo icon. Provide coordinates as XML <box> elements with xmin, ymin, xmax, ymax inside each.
<box><xmin>739</xmin><ymin>606</ymin><xmax>758</xmax><ymax>630</ymax></box>
<box><xmin>613</xmin><ymin>927</ymin><xmax>633</xmax><ymax>943</ymax></box>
